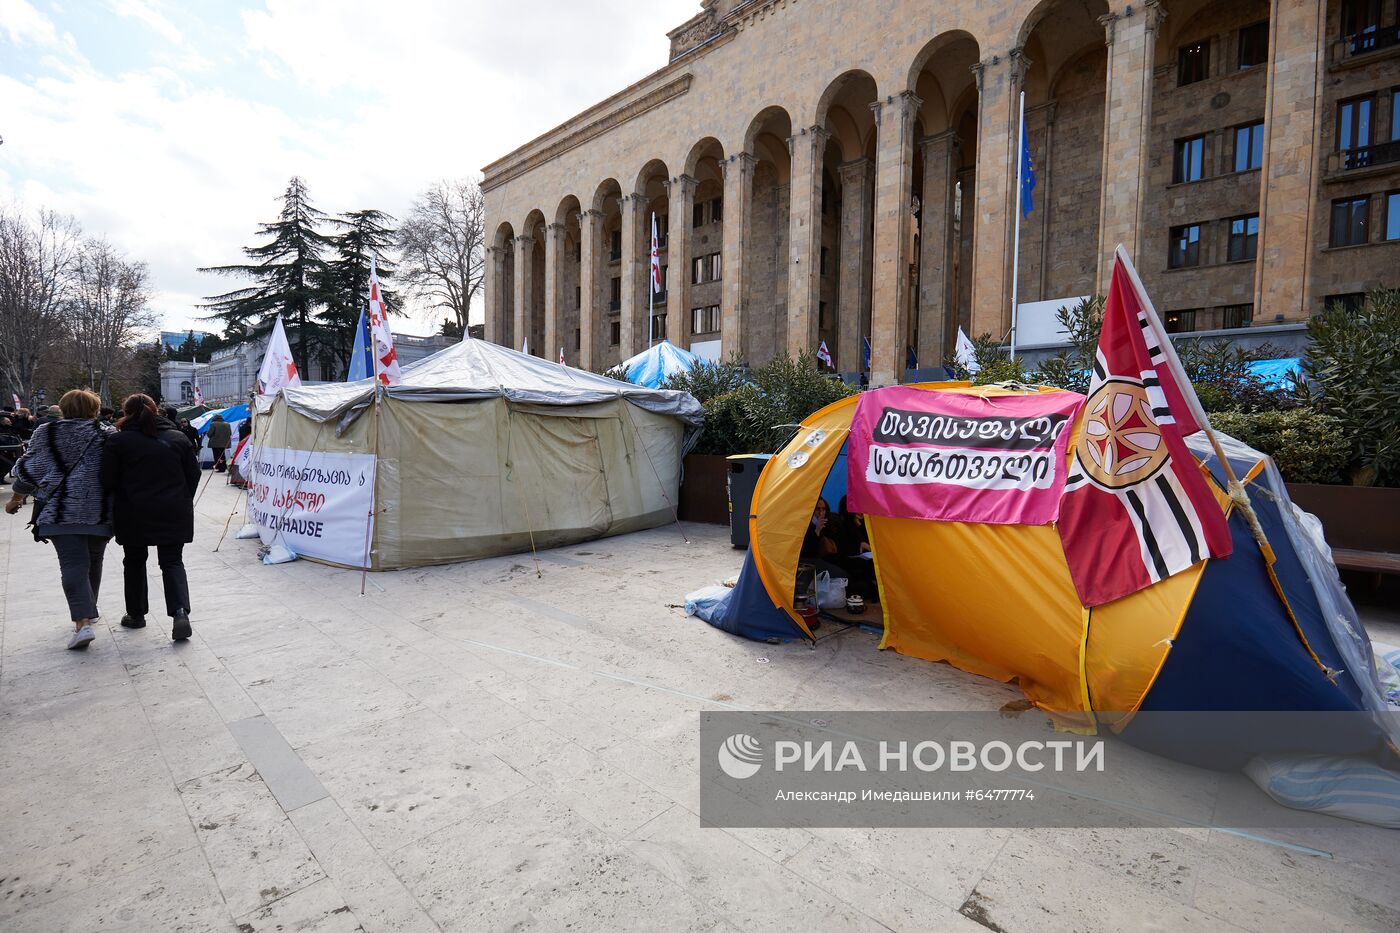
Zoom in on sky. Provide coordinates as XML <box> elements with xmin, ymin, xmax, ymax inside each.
<box><xmin>0</xmin><ymin>0</ymin><xmax>699</xmax><ymax>335</ymax></box>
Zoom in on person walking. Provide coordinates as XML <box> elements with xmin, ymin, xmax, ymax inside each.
<box><xmin>101</xmin><ymin>394</ymin><xmax>199</xmax><ymax>641</ymax></box>
<box><xmin>3</xmin><ymin>389</ymin><xmax>112</xmax><ymax>650</ymax></box>
<box><xmin>207</xmin><ymin>413</ymin><xmax>231</xmax><ymax>472</ymax></box>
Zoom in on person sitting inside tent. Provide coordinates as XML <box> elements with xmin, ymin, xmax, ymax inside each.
<box><xmin>833</xmin><ymin>497</ymin><xmax>878</xmax><ymax>603</ymax></box>
<box><xmin>801</xmin><ymin>498</ymin><xmax>839</xmax><ymax>560</ymax></box>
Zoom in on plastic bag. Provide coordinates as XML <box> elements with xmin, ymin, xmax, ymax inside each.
<box><xmin>684</xmin><ymin>584</ymin><xmax>732</xmax><ymax>623</ymax></box>
<box><xmin>260</xmin><ymin>543</ymin><xmax>297</xmax><ymax>565</ymax></box>
<box><xmin>235</xmin><ymin>523</ymin><xmax>260</xmax><ymax>540</ymax></box>
<box><xmin>815</xmin><ymin>571</ymin><xmax>847</xmax><ymax>610</ymax></box>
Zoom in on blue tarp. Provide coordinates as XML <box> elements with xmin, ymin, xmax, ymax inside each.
<box><xmin>620</xmin><ymin>340</ymin><xmax>700</xmax><ymax>388</ymax></box>
<box><xmin>191</xmin><ymin>404</ymin><xmax>250</xmax><ymax>436</ymax></box>
<box><xmin>1245</xmin><ymin>357</ymin><xmax>1302</xmax><ymax>390</ymax></box>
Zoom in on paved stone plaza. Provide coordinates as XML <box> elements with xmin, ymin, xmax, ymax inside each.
<box><xmin>2</xmin><ymin>479</ymin><xmax>1399</xmax><ymax>932</ymax></box>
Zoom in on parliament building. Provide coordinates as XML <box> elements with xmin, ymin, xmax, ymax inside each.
<box><xmin>481</xmin><ymin>0</ymin><xmax>1400</xmax><ymax>384</ymax></box>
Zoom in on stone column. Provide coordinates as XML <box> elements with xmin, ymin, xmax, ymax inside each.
<box><xmin>578</xmin><ymin>209</ymin><xmax>600</xmax><ymax>369</ymax></box>
<box><xmin>544</xmin><ymin>222</ymin><xmax>565</xmax><ymax>360</ymax></box>
<box><xmin>870</xmin><ymin>90</ymin><xmax>921</xmax><ymax>386</ymax></box>
<box><xmin>484</xmin><ymin>245</ymin><xmax>503</xmax><ymax>344</ymax></box>
<box><xmin>1254</xmin><ymin>0</ymin><xmax>1327</xmax><ymax>322</ymax></box>
<box><xmin>836</xmin><ymin>157</ymin><xmax>874</xmax><ymax>372</ymax></box>
<box><xmin>721</xmin><ymin>153</ymin><xmax>755</xmax><ymax>360</ymax></box>
<box><xmin>918</xmin><ymin>130</ymin><xmax>957</xmax><ymax>367</ymax></box>
<box><xmin>970</xmin><ymin>56</ymin><xmax>1016</xmax><ymax>340</ymax></box>
<box><xmin>667</xmin><ymin>175</ymin><xmax>697</xmax><ymax>347</ymax></box>
<box><xmin>512</xmin><ymin>235</ymin><xmax>534</xmax><ymax>353</ymax></box>
<box><xmin>620</xmin><ymin>195</ymin><xmax>642</xmax><ymax>357</ymax></box>
<box><xmin>786</xmin><ymin>126</ymin><xmax>830</xmax><ymax>359</ymax></box>
<box><xmin>1096</xmin><ymin>0</ymin><xmax>1164</xmax><ymax>291</ymax></box>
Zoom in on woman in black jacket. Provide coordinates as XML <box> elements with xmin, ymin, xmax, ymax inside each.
<box><xmin>101</xmin><ymin>394</ymin><xmax>200</xmax><ymax>641</ymax></box>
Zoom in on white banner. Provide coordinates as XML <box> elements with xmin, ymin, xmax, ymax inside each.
<box><xmin>247</xmin><ymin>445</ymin><xmax>376</xmax><ymax>566</ymax></box>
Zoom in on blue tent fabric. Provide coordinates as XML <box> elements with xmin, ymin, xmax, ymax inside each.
<box><xmin>1245</xmin><ymin>358</ymin><xmax>1302</xmax><ymax>390</ymax></box>
<box><xmin>621</xmin><ymin>340</ymin><xmax>699</xmax><ymax>388</ymax></box>
<box><xmin>698</xmin><ymin>549</ymin><xmax>807</xmax><ymax>642</ymax></box>
<box><xmin>192</xmin><ymin>404</ymin><xmax>250</xmax><ymax>436</ymax></box>
<box><xmin>347</xmin><ymin>308</ymin><xmax>373</xmax><ymax>382</ymax></box>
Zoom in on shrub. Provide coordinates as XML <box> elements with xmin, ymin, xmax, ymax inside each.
<box><xmin>688</xmin><ymin>352</ymin><xmax>856</xmax><ymax>455</ymax></box>
<box><xmin>1305</xmin><ymin>288</ymin><xmax>1400</xmax><ymax>486</ymax></box>
<box><xmin>1208</xmin><ymin>409</ymin><xmax>1351</xmax><ymax>485</ymax></box>
<box><xmin>951</xmin><ymin>334</ymin><xmax>1030</xmax><ymax>386</ymax></box>
<box><xmin>660</xmin><ymin>355</ymin><xmax>746</xmax><ymax>404</ymax></box>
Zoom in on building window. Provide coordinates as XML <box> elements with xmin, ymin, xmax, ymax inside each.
<box><xmin>609</xmin><ymin>230</ymin><xmax>622</xmax><ymax>261</ymax></box>
<box><xmin>1338</xmin><ymin>96</ymin><xmax>1374</xmax><ymax>154</ymax></box>
<box><xmin>1325</xmin><ymin>292</ymin><xmax>1367</xmax><ymax>313</ymax></box>
<box><xmin>711</xmin><ymin>198</ymin><xmax>722</xmax><ymax>222</ymax></box>
<box><xmin>609</xmin><ymin>276</ymin><xmax>621</xmax><ymax>310</ymax></box>
<box><xmin>573</xmin><ymin>240</ymin><xmax>581</xmax><ymax>262</ymax></box>
<box><xmin>693</xmin><ymin>203</ymin><xmax>704</xmax><ymax>228</ymax></box>
<box><xmin>1234</xmin><ymin>122</ymin><xmax>1264</xmax><ymax>172</ymax></box>
<box><xmin>656</xmin><ymin>214</ymin><xmax>668</xmax><ymax>249</ymax></box>
<box><xmin>1169</xmin><ymin>223</ymin><xmax>1202</xmax><ymax>268</ymax></box>
<box><xmin>1173</xmin><ymin>135</ymin><xmax>1206</xmax><ymax>183</ymax></box>
<box><xmin>1330</xmin><ymin>196</ymin><xmax>1370</xmax><ymax>247</ymax></box>
<box><xmin>710</xmin><ymin>252</ymin><xmax>722</xmax><ymax>281</ymax></box>
<box><xmin>1178</xmin><ymin>41</ymin><xmax>1209</xmax><ymax>86</ymax></box>
<box><xmin>1342</xmin><ymin>0</ymin><xmax>1381</xmax><ymax>42</ymax></box>
<box><xmin>574</xmin><ymin>327</ymin><xmax>581</xmax><ymax>351</ymax></box>
<box><xmin>1221</xmin><ymin>304</ymin><xmax>1252</xmax><ymax>329</ymax></box>
<box><xmin>574</xmin><ymin>285</ymin><xmax>581</xmax><ymax>309</ymax></box>
<box><xmin>655</xmin><ymin>264</ymin><xmax>668</xmax><ymax>304</ymax></box>
<box><xmin>691</xmin><ymin>305</ymin><xmax>720</xmax><ymax>335</ymax></box>
<box><xmin>692</xmin><ymin>256</ymin><xmax>704</xmax><ymax>284</ymax></box>
<box><xmin>820</xmin><ymin>246</ymin><xmax>829</xmax><ymax>275</ymax></box>
<box><xmin>1238</xmin><ymin>21</ymin><xmax>1268</xmax><ymax>68</ymax></box>
<box><xmin>609</xmin><ymin>321</ymin><xmax>621</xmax><ymax>345</ymax></box>
<box><xmin>652</xmin><ymin>312</ymin><xmax>666</xmax><ymax>335</ymax></box>
<box><xmin>1387</xmin><ymin>191</ymin><xmax>1400</xmax><ymax>239</ymax></box>
<box><xmin>179</xmin><ymin>380</ymin><xmax>192</xmax><ymax>402</ymax></box>
<box><xmin>1228</xmin><ymin>214</ymin><xmax>1259</xmax><ymax>262</ymax></box>
<box><xmin>1164</xmin><ymin>309</ymin><xmax>1198</xmax><ymax>333</ymax></box>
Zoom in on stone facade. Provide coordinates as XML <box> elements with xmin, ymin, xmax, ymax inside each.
<box><xmin>482</xmin><ymin>0</ymin><xmax>1400</xmax><ymax>384</ymax></box>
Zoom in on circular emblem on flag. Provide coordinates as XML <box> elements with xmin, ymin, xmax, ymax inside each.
<box><xmin>1077</xmin><ymin>378</ymin><xmax>1168</xmax><ymax>490</ymax></box>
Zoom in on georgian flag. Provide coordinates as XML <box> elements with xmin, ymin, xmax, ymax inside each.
<box><xmin>816</xmin><ymin>339</ymin><xmax>833</xmax><ymax>369</ymax></box>
<box><xmin>559</xmin><ymin>347</ymin><xmax>566</xmax><ymax>365</ymax></box>
<box><xmin>367</xmin><ymin>257</ymin><xmax>402</xmax><ymax>386</ymax></box>
<box><xmin>955</xmin><ymin>328</ymin><xmax>980</xmax><ymax>375</ymax></box>
<box><xmin>256</xmin><ymin>315</ymin><xmax>302</xmax><ymax>396</ymax></box>
<box><xmin>650</xmin><ymin>213</ymin><xmax>662</xmax><ymax>294</ymax></box>
<box><xmin>1056</xmin><ymin>248</ymin><xmax>1232</xmax><ymax>607</ymax></box>
<box><xmin>192</xmin><ymin>365</ymin><xmax>204</xmax><ymax>406</ymax></box>
<box><xmin>11</xmin><ymin>393</ymin><xmax>20</xmax><ymax>410</ymax></box>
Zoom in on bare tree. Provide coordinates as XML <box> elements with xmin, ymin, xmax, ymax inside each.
<box><xmin>396</xmin><ymin>179</ymin><xmax>486</xmax><ymax>336</ymax></box>
<box><xmin>68</xmin><ymin>238</ymin><xmax>157</xmax><ymax>404</ymax></box>
<box><xmin>0</xmin><ymin>207</ymin><xmax>81</xmax><ymax>404</ymax></box>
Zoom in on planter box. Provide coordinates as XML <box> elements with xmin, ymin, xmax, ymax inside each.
<box><xmin>1285</xmin><ymin>483</ymin><xmax>1400</xmax><ymax>553</ymax></box>
<box><xmin>678</xmin><ymin>453</ymin><xmax>729</xmax><ymax>525</ymax></box>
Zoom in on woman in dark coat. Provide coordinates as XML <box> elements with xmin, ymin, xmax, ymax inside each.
<box><xmin>101</xmin><ymin>394</ymin><xmax>200</xmax><ymax>641</ymax></box>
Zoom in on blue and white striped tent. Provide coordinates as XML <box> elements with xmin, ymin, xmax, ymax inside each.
<box><xmin>619</xmin><ymin>340</ymin><xmax>700</xmax><ymax>389</ymax></box>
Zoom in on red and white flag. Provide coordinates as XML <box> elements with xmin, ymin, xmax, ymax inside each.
<box><xmin>649</xmin><ymin>214</ymin><xmax>662</xmax><ymax>295</ymax></box>
<box><xmin>256</xmin><ymin>315</ymin><xmax>302</xmax><ymax>396</ymax></box>
<box><xmin>559</xmin><ymin>346</ymin><xmax>566</xmax><ymax>365</ymax></box>
<box><xmin>816</xmin><ymin>340</ymin><xmax>833</xmax><ymax>369</ymax></box>
<box><xmin>192</xmin><ymin>364</ymin><xmax>204</xmax><ymax>406</ymax></box>
<box><xmin>1056</xmin><ymin>248</ymin><xmax>1231</xmax><ymax>607</ymax></box>
<box><xmin>367</xmin><ymin>257</ymin><xmax>402</xmax><ymax>386</ymax></box>
<box><xmin>12</xmin><ymin>393</ymin><xmax>21</xmax><ymax>409</ymax></box>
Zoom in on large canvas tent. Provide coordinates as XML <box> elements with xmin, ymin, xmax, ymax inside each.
<box><xmin>697</xmin><ymin>383</ymin><xmax>1399</xmax><ymax>763</ymax></box>
<box><xmin>249</xmin><ymin>339</ymin><xmax>702</xmax><ymax>570</ymax></box>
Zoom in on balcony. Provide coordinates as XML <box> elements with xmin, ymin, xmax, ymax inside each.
<box><xmin>1345</xmin><ymin>26</ymin><xmax>1400</xmax><ymax>56</ymax></box>
<box><xmin>1329</xmin><ymin>139</ymin><xmax>1400</xmax><ymax>176</ymax></box>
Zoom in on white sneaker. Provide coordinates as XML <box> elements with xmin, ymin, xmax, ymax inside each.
<box><xmin>67</xmin><ymin>625</ymin><xmax>95</xmax><ymax>650</ymax></box>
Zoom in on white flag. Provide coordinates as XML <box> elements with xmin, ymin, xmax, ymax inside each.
<box><xmin>955</xmin><ymin>327</ymin><xmax>980</xmax><ymax>375</ymax></box>
<box><xmin>559</xmin><ymin>347</ymin><xmax>566</xmax><ymax>365</ymax></box>
<box><xmin>257</xmin><ymin>315</ymin><xmax>302</xmax><ymax>396</ymax></box>
<box><xmin>367</xmin><ymin>257</ymin><xmax>402</xmax><ymax>386</ymax></box>
<box><xmin>816</xmin><ymin>340</ymin><xmax>833</xmax><ymax>369</ymax></box>
<box><xmin>521</xmin><ymin>337</ymin><xmax>530</xmax><ymax>356</ymax></box>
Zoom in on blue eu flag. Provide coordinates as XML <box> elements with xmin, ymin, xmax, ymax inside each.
<box><xmin>347</xmin><ymin>307</ymin><xmax>373</xmax><ymax>382</ymax></box>
<box><xmin>1020</xmin><ymin>120</ymin><xmax>1037</xmax><ymax>219</ymax></box>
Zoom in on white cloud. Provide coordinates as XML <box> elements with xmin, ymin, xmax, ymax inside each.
<box><xmin>2</xmin><ymin>0</ymin><xmax>700</xmax><ymax>332</ymax></box>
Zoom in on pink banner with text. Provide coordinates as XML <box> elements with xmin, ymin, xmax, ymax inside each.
<box><xmin>846</xmin><ymin>387</ymin><xmax>1085</xmax><ymax>525</ymax></box>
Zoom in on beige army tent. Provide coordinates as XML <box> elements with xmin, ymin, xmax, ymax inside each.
<box><xmin>247</xmin><ymin>339</ymin><xmax>703</xmax><ymax>570</ymax></box>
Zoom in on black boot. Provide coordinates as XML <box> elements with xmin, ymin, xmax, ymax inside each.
<box><xmin>172</xmin><ymin>610</ymin><xmax>191</xmax><ymax>642</ymax></box>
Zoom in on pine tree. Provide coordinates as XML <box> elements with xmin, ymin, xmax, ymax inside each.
<box><xmin>199</xmin><ymin>176</ymin><xmax>332</xmax><ymax>373</ymax></box>
<box><xmin>319</xmin><ymin>209</ymin><xmax>399</xmax><ymax>372</ymax></box>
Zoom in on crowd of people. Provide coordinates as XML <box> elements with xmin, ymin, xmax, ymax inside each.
<box><xmin>2</xmin><ymin>390</ymin><xmax>200</xmax><ymax>650</ymax></box>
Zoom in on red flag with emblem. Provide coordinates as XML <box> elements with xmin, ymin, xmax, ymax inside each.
<box><xmin>1056</xmin><ymin>248</ymin><xmax>1232</xmax><ymax>607</ymax></box>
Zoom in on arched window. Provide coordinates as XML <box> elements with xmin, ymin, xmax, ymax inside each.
<box><xmin>180</xmin><ymin>380</ymin><xmax>193</xmax><ymax>402</ymax></box>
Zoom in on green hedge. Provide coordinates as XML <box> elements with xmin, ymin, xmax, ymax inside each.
<box><xmin>1207</xmin><ymin>410</ymin><xmax>1351</xmax><ymax>485</ymax></box>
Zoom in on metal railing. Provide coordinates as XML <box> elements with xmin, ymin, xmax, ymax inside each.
<box><xmin>1338</xmin><ymin>138</ymin><xmax>1400</xmax><ymax>170</ymax></box>
<box><xmin>1344</xmin><ymin>25</ymin><xmax>1400</xmax><ymax>57</ymax></box>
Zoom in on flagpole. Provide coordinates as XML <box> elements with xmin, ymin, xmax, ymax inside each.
<box><xmin>1010</xmin><ymin>90</ymin><xmax>1025</xmax><ymax>361</ymax></box>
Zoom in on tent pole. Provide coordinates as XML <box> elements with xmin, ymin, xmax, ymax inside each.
<box><xmin>360</xmin><ymin>385</ymin><xmax>382</xmax><ymax>595</ymax></box>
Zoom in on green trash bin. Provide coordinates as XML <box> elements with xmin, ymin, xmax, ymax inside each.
<box><xmin>727</xmin><ymin>454</ymin><xmax>773</xmax><ymax>549</ymax></box>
